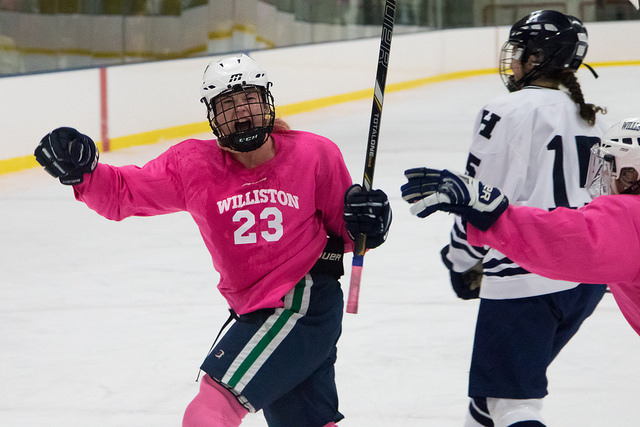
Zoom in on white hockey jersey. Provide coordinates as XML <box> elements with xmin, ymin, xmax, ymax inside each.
<box><xmin>445</xmin><ymin>86</ymin><xmax>610</xmax><ymax>299</ymax></box>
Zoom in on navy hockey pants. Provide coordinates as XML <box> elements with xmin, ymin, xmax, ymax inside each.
<box><xmin>201</xmin><ymin>273</ymin><xmax>344</xmax><ymax>427</ymax></box>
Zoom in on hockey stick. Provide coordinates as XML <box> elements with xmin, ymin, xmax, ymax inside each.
<box><xmin>346</xmin><ymin>0</ymin><xmax>396</xmax><ymax>314</ymax></box>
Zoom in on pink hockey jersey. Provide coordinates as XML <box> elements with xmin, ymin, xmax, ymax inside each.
<box><xmin>467</xmin><ymin>195</ymin><xmax>640</xmax><ymax>336</ymax></box>
<box><xmin>73</xmin><ymin>130</ymin><xmax>354</xmax><ymax>315</ymax></box>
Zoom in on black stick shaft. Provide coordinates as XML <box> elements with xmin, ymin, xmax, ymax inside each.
<box><xmin>347</xmin><ymin>0</ymin><xmax>396</xmax><ymax>314</ymax></box>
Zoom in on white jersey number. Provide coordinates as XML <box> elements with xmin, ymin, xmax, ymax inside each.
<box><xmin>233</xmin><ymin>207</ymin><xmax>284</xmax><ymax>245</ymax></box>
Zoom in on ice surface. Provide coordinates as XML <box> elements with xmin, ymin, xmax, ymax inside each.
<box><xmin>1</xmin><ymin>67</ymin><xmax>639</xmax><ymax>426</ymax></box>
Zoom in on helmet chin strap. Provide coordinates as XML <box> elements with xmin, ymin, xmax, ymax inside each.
<box><xmin>511</xmin><ymin>56</ymin><xmax>599</xmax><ymax>92</ymax></box>
<box><xmin>510</xmin><ymin>53</ymin><xmax>554</xmax><ymax>91</ymax></box>
<box><xmin>619</xmin><ymin>180</ymin><xmax>640</xmax><ymax>195</ymax></box>
<box><xmin>582</xmin><ymin>62</ymin><xmax>599</xmax><ymax>79</ymax></box>
<box><xmin>217</xmin><ymin>128</ymin><xmax>269</xmax><ymax>153</ymax></box>
<box><xmin>508</xmin><ymin>68</ymin><xmax>545</xmax><ymax>92</ymax></box>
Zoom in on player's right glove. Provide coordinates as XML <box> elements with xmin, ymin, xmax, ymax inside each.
<box><xmin>343</xmin><ymin>184</ymin><xmax>392</xmax><ymax>249</ymax></box>
<box><xmin>34</xmin><ymin>127</ymin><xmax>98</xmax><ymax>185</ymax></box>
<box><xmin>440</xmin><ymin>245</ymin><xmax>482</xmax><ymax>300</ymax></box>
<box><xmin>401</xmin><ymin>168</ymin><xmax>509</xmax><ymax>231</ymax></box>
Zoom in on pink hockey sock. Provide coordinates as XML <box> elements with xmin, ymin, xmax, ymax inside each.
<box><xmin>322</xmin><ymin>423</ymin><xmax>339</xmax><ymax>427</ymax></box>
<box><xmin>182</xmin><ymin>374</ymin><xmax>248</xmax><ymax>427</ymax></box>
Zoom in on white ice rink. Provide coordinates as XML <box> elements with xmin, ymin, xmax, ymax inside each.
<box><xmin>2</xmin><ymin>66</ymin><xmax>640</xmax><ymax>426</ymax></box>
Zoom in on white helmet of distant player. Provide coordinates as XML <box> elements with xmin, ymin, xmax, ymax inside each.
<box><xmin>200</xmin><ymin>54</ymin><xmax>275</xmax><ymax>152</ymax></box>
<box><xmin>586</xmin><ymin>118</ymin><xmax>640</xmax><ymax>197</ymax></box>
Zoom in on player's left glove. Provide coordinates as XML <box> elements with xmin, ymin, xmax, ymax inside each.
<box><xmin>401</xmin><ymin>167</ymin><xmax>509</xmax><ymax>231</ymax></box>
<box><xmin>343</xmin><ymin>184</ymin><xmax>392</xmax><ymax>249</ymax></box>
<box><xmin>440</xmin><ymin>245</ymin><xmax>482</xmax><ymax>300</ymax></box>
<box><xmin>34</xmin><ymin>127</ymin><xmax>98</xmax><ymax>185</ymax></box>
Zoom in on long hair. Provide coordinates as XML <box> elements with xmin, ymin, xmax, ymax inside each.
<box><xmin>272</xmin><ymin>118</ymin><xmax>291</xmax><ymax>133</ymax></box>
<box><xmin>558</xmin><ymin>72</ymin><xmax>607</xmax><ymax>126</ymax></box>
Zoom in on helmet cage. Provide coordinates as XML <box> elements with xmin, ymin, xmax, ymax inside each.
<box><xmin>203</xmin><ymin>84</ymin><xmax>275</xmax><ymax>153</ymax></box>
<box><xmin>499</xmin><ymin>41</ymin><xmax>527</xmax><ymax>92</ymax></box>
<box><xmin>586</xmin><ymin>119</ymin><xmax>640</xmax><ymax>197</ymax></box>
<box><xmin>199</xmin><ymin>54</ymin><xmax>275</xmax><ymax>152</ymax></box>
<box><xmin>586</xmin><ymin>146</ymin><xmax>617</xmax><ymax>197</ymax></box>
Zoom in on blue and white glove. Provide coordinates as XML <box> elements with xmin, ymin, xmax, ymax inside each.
<box><xmin>401</xmin><ymin>168</ymin><xmax>509</xmax><ymax>231</ymax></box>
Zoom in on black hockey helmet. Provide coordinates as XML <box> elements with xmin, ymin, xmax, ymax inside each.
<box><xmin>499</xmin><ymin>10</ymin><xmax>589</xmax><ymax>91</ymax></box>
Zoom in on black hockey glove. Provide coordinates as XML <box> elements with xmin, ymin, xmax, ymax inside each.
<box><xmin>34</xmin><ymin>127</ymin><xmax>98</xmax><ymax>185</ymax></box>
<box><xmin>440</xmin><ymin>245</ymin><xmax>482</xmax><ymax>300</ymax></box>
<box><xmin>343</xmin><ymin>184</ymin><xmax>392</xmax><ymax>249</ymax></box>
<box><xmin>401</xmin><ymin>168</ymin><xmax>508</xmax><ymax>231</ymax></box>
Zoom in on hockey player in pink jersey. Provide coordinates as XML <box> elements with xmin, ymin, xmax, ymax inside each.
<box><xmin>34</xmin><ymin>54</ymin><xmax>391</xmax><ymax>427</ymax></box>
<box><xmin>401</xmin><ymin>116</ymin><xmax>640</xmax><ymax>338</ymax></box>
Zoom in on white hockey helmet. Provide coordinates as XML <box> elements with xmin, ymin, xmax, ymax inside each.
<box><xmin>586</xmin><ymin>118</ymin><xmax>640</xmax><ymax>197</ymax></box>
<box><xmin>200</xmin><ymin>54</ymin><xmax>270</xmax><ymax>103</ymax></box>
<box><xmin>200</xmin><ymin>54</ymin><xmax>275</xmax><ymax>152</ymax></box>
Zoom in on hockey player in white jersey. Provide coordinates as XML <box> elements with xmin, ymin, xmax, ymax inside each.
<box><xmin>436</xmin><ymin>10</ymin><xmax>609</xmax><ymax>427</ymax></box>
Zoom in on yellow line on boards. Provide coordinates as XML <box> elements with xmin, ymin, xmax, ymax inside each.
<box><xmin>2</xmin><ymin>62</ymin><xmax>639</xmax><ymax>176</ymax></box>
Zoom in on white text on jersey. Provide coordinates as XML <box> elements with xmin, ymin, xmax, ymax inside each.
<box><xmin>217</xmin><ymin>189</ymin><xmax>300</xmax><ymax>214</ymax></box>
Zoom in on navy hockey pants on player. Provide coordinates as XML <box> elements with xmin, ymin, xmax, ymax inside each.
<box><xmin>201</xmin><ymin>273</ymin><xmax>344</xmax><ymax>427</ymax></box>
<box><xmin>469</xmin><ymin>283</ymin><xmax>607</xmax><ymax>399</ymax></box>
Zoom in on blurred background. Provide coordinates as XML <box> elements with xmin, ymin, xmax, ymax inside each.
<box><xmin>1</xmin><ymin>0</ymin><xmax>639</xmax><ymax>75</ymax></box>
<box><xmin>1</xmin><ymin>3</ymin><xmax>639</xmax><ymax>425</ymax></box>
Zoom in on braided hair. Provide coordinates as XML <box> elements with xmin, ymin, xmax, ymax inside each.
<box><xmin>558</xmin><ymin>72</ymin><xmax>607</xmax><ymax>126</ymax></box>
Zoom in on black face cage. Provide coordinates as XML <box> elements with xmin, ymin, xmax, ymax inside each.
<box><xmin>499</xmin><ymin>41</ymin><xmax>523</xmax><ymax>92</ymax></box>
<box><xmin>204</xmin><ymin>84</ymin><xmax>276</xmax><ymax>153</ymax></box>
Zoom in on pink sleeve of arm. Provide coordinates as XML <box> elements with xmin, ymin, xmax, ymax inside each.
<box><xmin>467</xmin><ymin>197</ymin><xmax>640</xmax><ymax>284</ymax></box>
<box><xmin>73</xmin><ymin>151</ymin><xmax>185</xmax><ymax>221</ymax></box>
<box><xmin>315</xmin><ymin>140</ymin><xmax>354</xmax><ymax>252</ymax></box>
